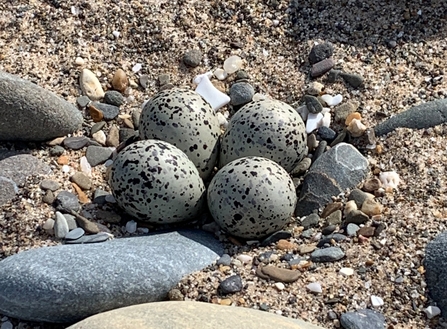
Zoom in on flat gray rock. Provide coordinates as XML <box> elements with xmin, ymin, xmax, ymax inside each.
<box><xmin>374</xmin><ymin>99</ymin><xmax>447</xmax><ymax>136</ymax></box>
<box><xmin>296</xmin><ymin>143</ymin><xmax>368</xmax><ymax>217</ymax></box>
<box><xmin>0</xmin><ymin>230</ymin><xmax>223</xmax><ymax>323</ymax></box>
<box><xmin>425</xmin><ymin>231</ymin><xmax>447</xmax><ymax>317</ymax></box>
<box><xmin>340</xmin><ymin>309</ymin><xmax>386</xmax><ymax>329</ymax></box>
<box><xmin>0</xmin><ymin>71</ymin><xmax>83</xmax><ymax>141</ymax></box>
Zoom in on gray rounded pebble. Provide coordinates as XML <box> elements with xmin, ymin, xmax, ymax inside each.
<box><xmin>49</xmin><ymin>145</ymin><xmax>65</xmax><ymax>156</ymax></box>
<box><xmin>64</xmin><ymin>214</ymin><xmax>78</xmax><ymax>230</ymax></box>
<box><xmin>311</xmin><ymin>58</ymin><xmax>335</xmax><ymax>78</ymax></box>
<box><xmin>91</xmin><ymin>102</ymin><xmax>120</xmax><ymax>121</ymax></box>
<box><xmin>183</xmin><ymin>49</ymin><xmax>202</xmax><ymax>67</ymax></box>
<box><xmin>85</xmin><ymin>145</ymin><xmax>113</xmax><ymax>167</ymax></box>
<box><xmin>70</xmin><ymin>172</ymin><xmax>92</xmax><ymax>190</ymax></box>
<box><xmin>311</xmin><ymin>247</ymin><xmax>345</xmax><ymax>263</ymax></box>
<box><xmin>55</xmin><ymin>191</ymin><xmax>81</xmax><ymax>212</ymax></box>
<box><xmin>301</xmin><ymin>213</ymin><xmax>320</xmax><ymax>229</ymax></box>
<box><xmin>65</xmin><ymin>227</ymin><xmax>85</xmax><ymax>240</ymax></box>
<box><xmin>304</xmin><ymin>95</ymin><xmax>323</xmax><ymax>114</ymax></box>
<box><xmin>64</xmin><ymin>232</ymin><xmax>111</xmax><ymax>244</ymax></box>
<box><xmin>290</xmin><ymin>157</ymin><xmax>312</xmax><ymax>176</ymax></box>
<box><xmin>348</xmin><ymin>189</ymin><xmax>371</xmax><ymax>208</ymax></box>
<box><xmin>40</xmin><ymin>179</ymin><xmax>60</xmax><ymax>192</ymax></box>
<box><xmin>139</xmin><ymin>75</ymin><xmax>149</xmax><ymax>89</ymax></box>
<box><xmin>340</xmin><ymin>309</ymin><xmax>386</xmax><ymax>329</ymax></box>
<box><xmin>91</xmin><ymin>121</ymin><xmax>106</xmax><ymax>135</ymax></box>
<box><xmin>235</xmin><ymin>70</ymin><xmax>249</xmax><ymax>80</ymax></box>
<box><xmin>76</xmin><ymin>96</ymin><xmax>91</xmax><ymax>108</ymax></box>
<box><xmin>346</xmin><ymin>223</ymin><xmax>360</xmax><ymax>236</ymax></box>
<box><xmin>229</xmin><ymin>82</ymin><xmax>255</xmax><ymax>106</ymax></box>
<box><xmin>54</xmin><ymin>212</ymin><xmax>69</xmax><ymax>239</ymax></box>
<box><xmin>345</xmin><ymin>210</ymin><xmax>369</xmax><ymax>224</ymax></box>
<box><xmin>103</xmin><ymin>91</ymin><xmax>125</xmax><ymax>107</ymax></box>
<box><xmin>217</xmin><ymin>254</ymin><xmax>232</xmax><ymax>266</ymax></box>
<box><xmin>42</xmin><ymin>190</ymin><xmax>55</xmax><ymax>204</ymax></box>
<box><xmin>63</xmin><ymin>136</ymin><xmax>89</xmax><ymax>150</ymax></box>
<box><xmin>300</xmin><ymin>229</ymin><xmax>314</xmax><ymax>239</ymax></box>
<box><xmin>131</xmin><ymin>109</ymin><xmax>141</xmax><ymax>129</ymax></box>
<box><xmin>327</xmin><ymin>69</ymin><xmax>341</xmax><ymax>83</ymax></box>
<box><xmin>219</xmin><ymin>275</ymin><xmax>243</xmax><ymax>294</ymax></box>
<box><xmin>318</xmin><ymin>126</ymin><xmax>337</xmax><ymax>142</ymax></box>
<box><xmin>321</xmin><ymin>225</ymin><xmax>337</xmax><ymax>235</ymax></box>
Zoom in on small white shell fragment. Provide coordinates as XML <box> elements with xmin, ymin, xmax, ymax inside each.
<box><xmin>214</xmin><ymin>68</ymin><xmax>228</xmax><ymax>80</ymax></box>
<box><xmin>217</xmin><ymin>112</ymin><xmax>229</xmax><ymax>128</ymax></box>
<box><xmin>75</xmin><ymin>57</ymin><xmax>85</xmax><ymax>65</ymax></box>
<box><xmin>112</xmin><ymin>31</ymin><xmax>120</xmax><ymax>38</ymax></box>
<box><xmin>71</xmin><ymin>6</ymin><xmax>79</xmax><ymax>15</ymax></box>
<box><xmin>125</xmin><ymin>220</ymin><xmax>137</xmax><ymax>234</ymax></box>
<box><xmin>274</xmin><ymin>282</ymin><xmax>285</xmax><ymax>291</ymax></box>
<box><xmin>321</xmin><ymin>112</ymin><xmax>331</xmax><ymax>127</ymax></box>
<box><xmin>306</xmin><ymin>282</ymin><xmax>322</xmax><ymax>293</ymax></box>
<box><xmin>237</xmin><ymin>254</ymin><xmax>253</xmax><ymax>264</ymax></box>
<box><xmin>347</xmin><ymin>118</ymin><xmax>367</xmax><ymax>137</ymax></box>
<box><xmin>104</xmin><ymin>159</ymin><xmax>114</xmax><ymax>167</ymax></box>
<box><xmin>92</xmin><ymin>130</ymin><xmax>106</xmax><ymax>145</ymax></box>
<box><xmin>424</xmin><ymin>306</ymin><xmax>441</xmax><ymax>319</ymax></box>
<box><xmin>252</xmin><ymin>93</ymin><xmax>268</xmax><ymax>101</ymax></box>
<box><xmin>132</xmin><ymin>63</ymin><xmax>142</xmax><ymax>73</ymax></box>
<box><xmin>80</xmin><ymin>156</ymin><xmax>92</xmax><ymax>176</ymax></box>
<box><xmin>339</xmin><ymin>267</ymin><xmax>354</xmax><ymax>276</ymax></box>
<box><xmin>371</xmin><ymin>295</ymin><xmax>384</xmax><ymax>307</ymax></box>
<box><xmin>379</xmin><ymin>171</ymin><xmax>400</xmax><ymax>189</ymax></box>
<box><xmin>194</xmin><ymin>72</ymin><xmax>231</xmax><ymax>111</ymax></box>
<box><xmin>321</xmin><ymin>94</ymin><xmax>343</xmax><ymax>106</ymax></box>
<box><xmin>296</xmin><ymin>105</ymin><xmax>309</xmax><ymax>121</ymax></box>
<box><xmin>306</xmin><ymin>113</ymin><xmax>323</xmax><ymax>133</ymax></box>
<box><xmin>223</xmin><ymin>55</ymin><xmax>243</xmax><ymax>74</ymax></box>
<box><xmin>321</xmin><ymin>107</ymin><xmax>331</xmax><ymax>114</ymax></box>
<box><xmin>62</xmin><ymin>165</ymin><xmax>71</xmax><ymax>173</ymax></box>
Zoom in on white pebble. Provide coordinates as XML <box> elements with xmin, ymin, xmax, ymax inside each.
<box><xmin>339</xmin><ymin>267</ymin><xmax>354</xmax><ymax>276</ymax></box>
<box><xmin>70</xmin><ymin>6</ymin><xmax>79</xmax><ymax>15</ymax></box>
<box><xmin>80</xmin><ymin>156</ymin><xmax>92</xmax><ymax>176</ymax></box>
<box><xmin>306</xmin><ymin>282</ymin><xmax>322</xmax><ymax>293</ymax></box>
<box><xmin>125</xmin><ymin>220</ymin><xmax>137</xmax><ymax>234</ymax></box>
<box><xmin>104</xmin><ymin>159</ymin><xmax>114</xmax><ymax>167</ymax></box>
<box><xmin>321</xmin><ymin>94</ymin><xmax>343</xmax><ymax>106</ymax></box>
<box><xmin>274</xmin><ymin>282</ymin><xmax>285</xmax><ymax>291</ymax></box>
<box><xmin>214</xmin><ymin>68</ymin><xmax>228</xmax><ymax>80</ymax></box>
<box><xmin>364</xmin><ymin>280</ymin><xmax>371</xmax><ymax>289</ymax></box>
<box><xmin>237</xmin><ymin>254</ymin><xmax>253</xmax><ymax>264</ymax></box>
<box><xmin>1</xmin><ymin>321</ymin><xmax>13</xmax><ymax>329</ymax></box>
<box><xmin>306</xmin><ymin>113</ymin><xmax>323</xmax><ymax>133</ymax></box>
<box><xmin>132</xmin><ymin>63</ymin><xmax>142</xmax><ymax>73</ymax></box>
<box><xmin>75</xmin><ymin>57</ymin><xmax>85</xmax><ymax>65</ymax></box>
<box><xmin>379</xmin><ymin>171</ymin><xmax>400</xmax><ymax>189</ymax></box>
<box><xmin>321</xmin><ymin>112</ymin><xmax>331</xmax><ymax>127</ymax></box>
<box><xmin>92</xmin><ymin>130</ymin><xmax>106</xmax><ymax>145</ymax></box>
<box><xmin>194</xmin><ymin>72</ymin><xmax>230</xmax><ymax>111</ymax></box>
<box><xmin>371</xmin><ymin>295</ymin><xmax>384</xmax><ymax>307</ymax></box>
<box><xmin>112</xmin><ymin>31</ymin><xmax>120</xmax><ymax>38</ymax></box>
<box><xmin>217</xmin><ymin>112</ymin><xmax>229</xmax><ymax>129</ymax></box>
<box><xmin>61</xmin><ymin>165</ymin><xmax>71</xmax><ymax>173</ymax></box>
<box><xmin>223</xmin><ymin>55</ymin><xmax>243</xmax><ymax>74</ymax></box>
<box><xmin>424</xmin><ymin>306</ymin><xmax>441</xmax><ymax>319</ymax></box>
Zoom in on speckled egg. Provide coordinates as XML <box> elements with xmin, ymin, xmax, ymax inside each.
<box><xmin>139</xmin><ymin>88</ymin><xmax>221</xmax><ymax>181</ymax></box>
<box><xmin>207</xmin><ymin>156</ymin><xmax>297</xmax><ymax>239</ymax></box>
<box><xmin>219</xmin><ymin>99</ymin><xmax>307</xmax><ymax>172</ymax></box>
<box><xmin>110</xmin><ymin>139</ymin><xmax>205</xmax><ymax>224</ymax></box>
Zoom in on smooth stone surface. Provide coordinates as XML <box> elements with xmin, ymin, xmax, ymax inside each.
<box><xmin>345</xmin><ymin>210</ymin><xmax>369</xmax><ymax>225</ymax></box>
<box><xmin>63</xmin><ymin>136</ymin><xmax>90</xmax><ymax>150</ymax></box>
<box><xmin>79</xmin><ymin>69</ymin><xmax>104</xmax><ymax>101</ymax></box>
<box><xmin>91</xmin><ymin>102</ymin><xmax>120</xmax><ymax>121</ymax></box>
<box><xmin>54</xmin><ymin>191</ymin><xmax>81</xmax><ymax>212</ymax></box>
<box><xmin>65</xmin><ymin>227</ymin><xmax>85</xmax><ymax>240</ymax></box>
<box><xmin>217</xmin><ymin>254</ymin><xmax>232</xmax><ymax>266</ymax></box>
<box><xmin>317</xmin><ymin>126</ymin><xmax>337</xmax><ymax>142</ymax></box>
<box><xmin>339</xmin><ymin>72</ymin><xmax>364</xmax><ymax>88</ymax></box>
<box><xmin>103</xmin><ymin>90</ymin><xmax>125</xmax><ymax>107</ymax></box>
<box><xmin>54</xmin><ymin>212</ymin><xmax>70</xmax><ymax>239</ymax></box>
<box><xmin>0</xmin><ymin>230</ymin><xmax>223</xmax><ymax>323</ymax></box>
<box><xmin>40</xmin><ymin>179</ymin><xmax>60</xmax><ymax>191</ymax></box>
<box><xmin>310</xmin><ymin>247</ymin><xmax>345</xmax><ymax>263</ymax></box>
<box><xmin>256</xmin><ymin>265</ymin><xmax>300</xmax><ymax>283</ymax></box>
<box><xmin>85</xmin><ymin>145</ymin><xmax>113</xmax><ymax>167</ymax></box>
<box><xmin>229</xmin><ymin>82</ymin><xmax>255</xmax><ymax>106</ymax></box>
<box><xmin>219</xmin><ymin>274</ymin><xmax>243</xmax><ymax>294</ymax></box>
<box><xmin>64</xmin><ymin>232</ymin><xmax>110</xmax><ymax>244</ymax></box>
<box><xmin>70</xmin><ymin>172</ymin><xmax>91</xmax><ymax>190</ymax></box>
<box><xmin>76</xmin><ymin>96</ymin><xmax>91</xmax><ymax>108</ymax></box>
<box><xmin>346</xmin><ymin>223</ymin><xmax>360</xmax><ymax>236</ymax></box>
<box><xmin>0</xmin><ymin>71</ymin><xmax>83</xmax><ymax>141</ymax></box>
<box><xmin>183</xmin><ymin>49</ymin><xmax>202</xmax><ymax>67</ymax></box>
<box><xmin>340</xmin><ymin>308</ymin><xmax>386</xmax><ymax>329</ymax></box>
<box><xmin>374</xmin><ymin>99</ymin><xmax>447</xmax><ymax>136</ymax></box>
<box><xmin>301</xmin><ymin>213</ymin><xmax>320</xmax><ymax>229</ymax></box>
<box><xmin>425</xmin><ymin>231</ymin><xmax>447</xmax><ymax>317</ymax></box>
<box><xmin>67</xmin><ymin>301</ymin><xmax>326</xmax><ymax>329</ymax></box>
<box><xmin>348</xmin><ymin>188</ymin><xmax>373</xmax><ymax>208</ymax></box>
<box><xmin>296</xmin><ymin>143</ymin><xmax>369</xmax><ymax>217</ymax></box>
<box><xmin>311</xmin><ymin>58</ymin><xmax>334</xmax><ymax>78</ymax></box>
<box><xmin>304</xmin><ymin>95</ymin><xmax>323</xmax><ymax>114</ymax></box>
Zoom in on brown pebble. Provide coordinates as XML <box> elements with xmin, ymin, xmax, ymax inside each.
<box><xmin>70</xmin><ymin>172</ymin><xmax>92</xmax><ymax>190</ymax></box>
<box><xmin>365</xmin><ymin>259</ymin><xmax>374</xmax><ymax>266</ymax></box>
<box><xmin>257</xmin><ymin>265</ymin><xmax>300</xmax><ymax>283</ymax></box>
<box><xmin>363</xmin><ymin>178</ymin><xmax>382</xmax><ymax>192</ymax></box>
<box><xmin>106</xmin><ymin>124</ymin><xmax>120</xmax><ymax>147</ymax></box>
<box><xmin>123</xmin><ymin>118</ymin><xmax>134</xmax><ymax>129</ymax></box>
<box><xmin>361</xmin><ymin>198</ymin><xmax>383</xmax><ymax>216</ymax></box>
<box><xmin>321</xmin><ymin>202</ymin><xmax>343</xmax><ymax>218</ymax></box>
<box><xmin>42</xmin><ymin>190</ymin><xmax>55</xmax><ymax>204</ymax></box>
<box><xmin>57</xmin><ymin>155</ymin><xmax>69</xmax><ymax>165</ymax></box>
<box><xmin>345</xmin><ymin>112</ymin><xmax>362</xmax><ymax>125</ymax></box>
<box><xmin>47</xmin><ymin>137</ymin><xmax>65</xmax><ymax>146</ymax></box>
<box><xmin>89</xmin><ymin>104</ymin><xmax>104</xmax><ymax>122</ymax></box>
<box><xmin>357</xmin><ymin>226</ymin><xmax>375</xmax><ymax>237</ymax></box>
<box><xmin>168</xmin><ymin>288</ymin><xmax>184</xmax><ymax>301</ymax></box>
<box><xmin>227</xmin><ymin>235</ymin><xmax>243</xmax><ymax>246</ymax></box>
<box><xmin>298</xmin><ymin>244</ymin><xmax>317</xmax><ymax>255</ymax></box>
<box><xmin>311</xmin><ymin>58</ymin><xmax>335</xmax><ymax>78</ymax></box>
<box><xmin>112</xmin><ymin>68</ymin><xmax>128</xmax><ymax>93</ymax></box>
<box><xmin>276</xmin><ymin>239</ymin><xmax>296</xmax><ymax>250</ymax></box>
<box><xmin>72</xmin><ymin>183</ymin><xmax>90</xmax><ymax>204</ymax></box>
<box><xmin>65</xmin><ymin>209</ymin><xmax>100</xmax><ymax>234</ymax></box>
<box><xmin>219</xmin><ymin>298</ymin><xmax>232</xmax><ymax>306</ymax></box>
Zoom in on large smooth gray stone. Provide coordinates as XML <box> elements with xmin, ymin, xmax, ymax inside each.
<box><xmin>374</xmin><ymin>99</ymin><xmax>447</xmax><ymax>136</ymax></box>
<box><xmin>0</xmin><ymin>230</ymin><xmax>223</xmax><ymax>323</ymax></box>
<box><xmin>425</xmin><ymin>231</ymin><xmax>447</xmax><ymax>317</ymax></box>
<box><xmin>296</xmin><ymin>143</ymin><xmax>368</xmax><ymax>217</ymax></box>
<box><xmin>0</xmin><ymin>71</ymin><xmax>83</xmax><ymax>141</ymax></box>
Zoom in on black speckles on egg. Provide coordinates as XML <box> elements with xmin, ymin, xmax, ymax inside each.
<box><xmin>207</xmin><ymin>156</ymin><xmax>297</xmax><ymax>239</ymax></box>
<box><xmin>219</xmin><ymin>99</ymin><xmax>307</xmax><ymax>172</ymax></box>
<box><xmin>139</xmin><ymin>88</ymin><xmax>221</xmax><ymax>181</ymax></box>
<box><xmin>110</xmin><ymin>139</ymin><xmax>205</xmax><ymax>224</ymax></box>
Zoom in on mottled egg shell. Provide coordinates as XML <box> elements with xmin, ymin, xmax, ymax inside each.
<box><xmin>219</xmin><ymin>99</ymin><xmax>307</xmax><ymax>172</ymax></box>
<box><xmin>139</xmin><ymin>88</ymin><xmax>221</xmax><ymax>181</ymax></box>
<box><xmin>207</xmin><ymin>156</ymin><xmax>297</xmax><ymax>239</ymax></box>
<box><xmin>110</xmin><ymin>139</ymin><xmax>205</xmax><ymax>224</ymax></box>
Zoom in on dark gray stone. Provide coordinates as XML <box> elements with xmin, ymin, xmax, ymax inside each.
<box><xmin>317</xmin><ymin>126</ymin><xmax>336</xmax><ymax>142</ymax></box>
<box><xmin>321</xmin><ymin>225</ymin><xmax>336</xmax><ymax>236</ymax></box>
<box><xmin>340</xmin><ymin>309</ymin><xmax>386</xmax><ymax>329</ymax></box>
<box><xmin>91</xmin><ymin>121</ymin><xmax>106</xmax><ymax>135</ymax></box>
<box><xmin>260</xmin><ymin>230</ymin><xmax>293</xmax><ymax>247</ymax></box>
<box><xmin>42</xmin><ymin>190</ymin><xmax>55</xmax><ymax>204</ymax></box>
<box><xmin>312</xmin><ymin>140</ymin><xmax>327</xmax><ymax>163</ymax></box>
<box><xmin>76</xmin><ymin>96</ymin><xmax>91</xmax><ymax>108</ymax></box>
<box><xmin>85</xmin><ymin>146</ymin><xmax>113</xmax><ymax>167</ymax></box>
<box><xmin>103</xmin><ymin>91</ymin><xmax>125</xmax><ymax>107</ymax></box>
<box><xmin>119</xmin><ymin>128</ymin><xmax>137</xmax><ymax>143</ymax></box>
<box><xmin>217</xmin><ymin>254</ymin><xmax>232</xmax><ymax>266</ymax></box>
<box><xmin>183</xmin><ymin>49</ymin><xmax>202</xmax><ymax>67</ymax></box>
<box><xmin>348</xmin><ymin>189</ymin><xmax>371</xmax><ymax>208</ymax></box>
<box><xmin>301</xmin><ymin>213</ymin><xmax>320</xmax><ymax>229</ymax></box>
<box><xmin>55</xmin><ymin>191</ymin><xmax>80</xmax><ymax>212</ymax></box>
<box><xmin>327</xmin><ymin>69</ymin><xmax>341</xmax><ymax>83</ymax></box>
<box><xmin>0</xmin><ymin>229</ymin><xmax>223</xmax><ymax>323</ymax></box>
<box><xmin>296</xmin><ymin>143</ymin><xmax>369</xmax><ymax>217</ymax></box>
<box><xmin>374</xmin><ymin>99</ymin><xmax>447</xmax><ymax>136</ymax></box>
<box><xmin>345</xmin><ymin>210</ymin><xmax>369</xmax><ymax>225</ymax></box>
<box><xmin>317</xmin><ymin>233</ymin><xmax>346</xmax><ymax>247</ymax></box>
<box><xmin>346</xmin><ymin>223</ymin><xmax>360</xmax><ymax>237</ymax></box>
<box><xmin>339</xmin><ymin>72</ymin><xmax>364</xmax><ymax>88</ymax></box>
<box><xmin>229</xmin><ymin>82</ymin><xmax>255</xmax><ymax>106</ymax></box>
<box><xmin>93</xmin><ymin>189</ymin><xmax>109</xmax><ymax>204</ymax></box>
<box><xmin>65</xmin><ymin>228</ymin><xmax>85</xmax><ymax>240</ymax></box>
<box><xmin>49</xmin><ymin>145</ymin><xmax>65</xmax><ymax>156</ymax></box>
<box><xmin>64</xmin><ymin>232</ymin><xmax>111</xmax><ymax>244</ymax></box>
<box><xmin>91</xmin><ymin>102</ymin><xmax>119</xmax><ymax>121</ymax></box>
<box><xmin>63</xmin><ymin>136</ymin><xmax>89</xmax><ymax>150</ymax></box>
<box><xmin>235</xmin><ymin>70</ymin><xmax>249</xmax><ymax>80</ymax></box>
<box><xmin>311</xmin><ymin>247</ymin><xmax>345</xmax><ymax>263</ymax></box>
<box><xmin>304</xmin><ymin>95</ymin><xmax>323</xmax><ymax>114</ymax></box>
<box><xmin>311</xmin><ymin>58</ymin><xmax>334</xmax><ymax>78</ymax></box>
<box><xmin>309</xmin><ymin>42</ymin><xmax>334</xmax><ymax>64</ymax></box>
<box><xmin>139</xmin><ymin>75</ymin><xmax>149</xmax><ymax>89</ymax></box>
<box><xmin>40</xmin><ymin>179</ymin><xmax>60</xmax><ymax>191</ymax></box>
<box><xmin>0</xmin><ymin>71</ymin><xmax>83</xmax><ymax>142</ymax></box>
<box><xmin>425</xmin><ymin>231</ymin><xmax>447</xmax><ymax>317</ymax></box>
<box><xmin>219</xmin><ymin>275</ymin><xmax>243</xmax><ymax>294</ymax></box>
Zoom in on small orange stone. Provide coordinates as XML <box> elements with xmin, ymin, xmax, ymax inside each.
<box><xmin>276</xmin><ymin>239</ymin><xmax>296</xmax><ymax>250</ymax></box>
<box><xmin>219</xmin><ymin>298</ymin><xmax>232</xmax><ymax>306</ymax></box>
<box><xmin>57</xmin><ymin>155</ymin><xmax>69</xmax><ymax>165</ymax></box>
<box><xmin>112</xmin><ymin>68</ymin><xmax>129</xmax><ymax>93</ymax></box>
<box><xmin>72</xmin><ymin>183</ymin><xmax>90</xmax><ymax>204</ymax></box>
<box><xmin>345</xmin><ymin>112</ymin><xmax>362</xmax><ymax>125</ymax></box>
<box><xmin>89</xmin><ymin>104</ymin><xmax>104</xmax><ymax>122</ymax></box>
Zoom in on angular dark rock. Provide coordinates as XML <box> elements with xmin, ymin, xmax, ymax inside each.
<box><xmin>219</xmin><ymin>275</ymin><xmax>243</xmax><ymax>294</ymax></box>
<box><xmin>309</xmin><ymin>42</ymin><xmax>334</xmax><ymax>64</ymax></box>
<box><xmin>340</xmin><ymin>309</ymin><xmax>386</xmax><ymax>329</ymax></box>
